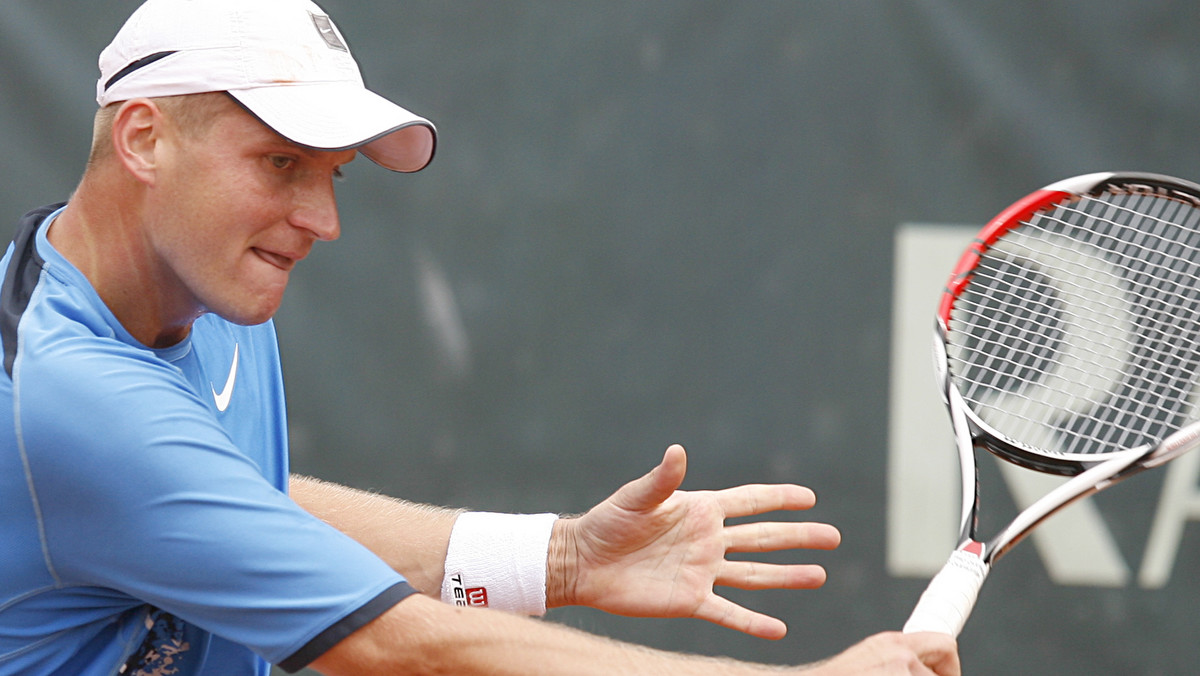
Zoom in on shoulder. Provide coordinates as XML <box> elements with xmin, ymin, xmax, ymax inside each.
<box><xmin>14</xmin><ymin>331</ymin><xmax>211</xmax><ymax>465</ymax></box>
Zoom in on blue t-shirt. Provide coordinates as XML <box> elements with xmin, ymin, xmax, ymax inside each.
<box><xmin>0</xmin><ymin>205</ymin><xmax>416</xmax><ymax>675</ymax></box>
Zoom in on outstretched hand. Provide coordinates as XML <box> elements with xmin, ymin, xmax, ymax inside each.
<box><xmin>546</xmin><ymin>444</ymin><xmax>840</xmax><ymax>639</ymax></box>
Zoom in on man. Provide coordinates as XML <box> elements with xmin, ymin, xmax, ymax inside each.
<box><xmin>0</xmin><ymin>1</ymin><xmax>959</xmax><ymax>674</ymax></box>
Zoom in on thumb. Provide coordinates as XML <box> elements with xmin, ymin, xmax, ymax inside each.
<box><xmin>615</xmin><ymin>444</ymin><xmax>688</xmax><ymax>511</ymax></box>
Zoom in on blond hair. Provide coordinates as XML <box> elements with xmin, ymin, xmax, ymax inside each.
<box><xmin>87</xmin><ymin>92</ymin><xmax>233</xmax><ymax>167</ymax></box>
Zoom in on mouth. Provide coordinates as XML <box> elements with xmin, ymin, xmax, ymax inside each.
<box><xmin>252</xmin><ymin>247</ymin><xmax>298</xmax><ymax>272</ymax></box>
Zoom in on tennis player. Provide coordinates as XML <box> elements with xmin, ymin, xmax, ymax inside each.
<box><xmin>0</xmin><ymin>1</ymin><xmax>958</xmax><ymax>674</ymax></box>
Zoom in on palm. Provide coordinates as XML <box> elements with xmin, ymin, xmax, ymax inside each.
<box><xmin>557</xmin><ymin>445</ymin><xmax>840</xmax><ymax>639</ymax></box>
<box><xmin>575</xmin><ymin>483</ymin><xmax>726</xmax><ymax>616</ymax></box>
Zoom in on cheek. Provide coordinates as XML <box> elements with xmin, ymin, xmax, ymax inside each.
<box><xmin>171</xmin><ymin>181</ymin><xmax>280</xmax><ymax>253</ymax></box>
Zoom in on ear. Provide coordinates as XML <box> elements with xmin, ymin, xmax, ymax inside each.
<box><xmin>110</xmin><ymin>98</ymin><xmax>167</xmax><ymax>185</ymax></box>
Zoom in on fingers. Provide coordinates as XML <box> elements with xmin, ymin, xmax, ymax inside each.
<box><xmin>715</xmin><ymin>482</ymin><xmax>818</xmax><ymax>518</ymax></box>
<box><xmin>725</xmin><ymin>521</ymin><xmax>841</xmax><ymax>553</ymax></box>
<box><xmin>882</xmin><ymin>632</ymin><xmax>961</xmax><ymax>676</ymax></box>
<box><xmin>621</xmin><ymin>446</ymin><xmax>825</xmax><ymax>520</ymax></box>
<box><xmin>819</xmin><ymin>632</ymin><xmax>960</xmax><ymax>676</ymax></box>
<box><xmin>609</xmin><ymin>444</ymin><xmax>688</xmax><ymax>512</ymax></box>
<box><xmin>714</xmin><ymin>522</ymin><xmax>839</xmax><ymax>589</ymax></box>
<box><xmin>715</xmin><ymin>560</ymin><xmax>827</xmax><ymax>590</ymax></box>
<box><xmin>651</xmin><ymin>444</ymin><xmax>688</xmax><ymax>495</ymax></box>
<box><xmin>693</xmin><ymin>593</ymin><xmax>789</xmax><ymax>640</ymax></box>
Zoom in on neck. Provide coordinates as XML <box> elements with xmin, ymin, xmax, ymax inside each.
<box><xmin>51</xmin><ymin>171</ymin><xmax>198</xmax><ymax>348</ymax></box>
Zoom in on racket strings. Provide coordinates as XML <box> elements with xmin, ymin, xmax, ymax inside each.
<box><xmin>948</xmin><ymin>189</ymin><xmax>1200</xmax><ymax>459</ymax></box>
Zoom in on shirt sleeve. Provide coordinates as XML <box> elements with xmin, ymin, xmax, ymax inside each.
<box><xmin>16</xmin><ymin>339</ymin><xmax>410</xmax><ymax>668</ymax></box>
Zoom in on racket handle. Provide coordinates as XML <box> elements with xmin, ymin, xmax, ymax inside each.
<box><xmin>903</xmin><ymin>546</ymin><xmax>990</xmax><ymax>637</ymax></box>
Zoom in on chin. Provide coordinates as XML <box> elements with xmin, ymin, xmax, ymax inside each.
<box><xmin>209</xmin><ymin>298</ymin><xmax>282</xmax><ymax>327</ymax></box>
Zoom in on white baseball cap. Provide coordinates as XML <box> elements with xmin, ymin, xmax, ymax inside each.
<box><xmin>97</xmin><ymin>0</ymin><xmax>436</xmax><ymax>173</ymax></box>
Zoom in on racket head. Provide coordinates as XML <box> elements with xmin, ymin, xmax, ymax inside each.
<box><xmin>937</xmin><ymin>172</ymin><xmax>1200</xmax><ymax>475</ymax></box>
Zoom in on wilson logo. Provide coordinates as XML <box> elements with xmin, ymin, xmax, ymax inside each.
<box><xmin>465</xmin><ymin>587</ymin><xmax>488</xmax><ymax>607</ymax></box>
<box><xmin>447</xmin><ymin>573</ymin><xmax>489</xmax><ymax>608</ymax></box>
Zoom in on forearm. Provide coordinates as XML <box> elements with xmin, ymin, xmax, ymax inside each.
<box><xmin>428</xmin><ymin>619</ymin><xmax>795</xmax><ymax>676</ymax></box>
<box><xmin>289</xmin><ymin>474</ymin><xmax>461</xmax><ymax>594</ymax></box>
<box><xmin>311</xmin><ymin>593</ymin><xmax>796</xmax><ymax>676</ymax></box>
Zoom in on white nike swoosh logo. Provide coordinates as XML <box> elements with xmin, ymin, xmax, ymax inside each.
<box><xmin>211</xmin><ymin>343</ymin><xmax>239</xmax><ymax>412</ymax></box>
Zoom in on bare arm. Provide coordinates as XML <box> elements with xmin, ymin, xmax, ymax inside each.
<box><xmin>293</xmin><ymin>444</ymin><xmax>843</xmax><ymax>635</ymax></box>
<box><xmin>309</xmin><ymin>593</ymin><xmax>960</xmax><ymax>676</ymax></box>
<box><xmin>291</xmin><ymin>458</ymin><xmax>960</xmax><ymax>674</ymax></box>
<box><xmin>288</xmin><ymin>475</ymin><xmax>461</xmax><ymax>594</ymax></box>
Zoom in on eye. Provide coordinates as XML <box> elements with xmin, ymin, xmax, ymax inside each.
<box><xmin>268</xmin><ymin>155</ymin><xmax>295</xmax><ymax>171</ymax></box>
<box><xmin>332</xmin><ymin>167</ymin><xmax>346</xmax><ymax>181</ymax></box>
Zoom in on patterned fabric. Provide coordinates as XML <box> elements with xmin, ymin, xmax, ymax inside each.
<box><xmin>120</xmin><ymin>609</ymin><xmax>190</xmax><ymax>676</ymax></box>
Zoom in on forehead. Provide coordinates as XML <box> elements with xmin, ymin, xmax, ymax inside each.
<box><xmin>184</xmin><ymin>96</ymin><xmax>358</xmax><ymax>165</ymax></box>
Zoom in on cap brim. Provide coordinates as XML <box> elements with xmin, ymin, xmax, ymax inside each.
<box><xmin>229</xmin><ymin>83</ymin><xmax>436</xmax><ymax>173</ymax></box>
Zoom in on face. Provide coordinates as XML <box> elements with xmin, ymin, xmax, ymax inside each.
<box><xmin>142</xmin><ymin>97</ymin><xmax>355</xmax><ymax>329</ymax></box>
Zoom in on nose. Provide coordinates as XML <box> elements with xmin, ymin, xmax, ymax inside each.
<box><xmin>289</xmin><ymin>176</ymin><xmax>342</xmax><ymax>242</ymax></box>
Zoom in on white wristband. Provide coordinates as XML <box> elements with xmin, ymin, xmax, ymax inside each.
<box><xmin>440</xmin><ymin>511</ymin><xmax>559</xmax><ymax>615</ymax></box>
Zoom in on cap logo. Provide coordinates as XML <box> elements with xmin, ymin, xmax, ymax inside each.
<box><xmin>309</xmin><ymin>13</ymin><xmax>348</xmax><ymax>52</ymax></box>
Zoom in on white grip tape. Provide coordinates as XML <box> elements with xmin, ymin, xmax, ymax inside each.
<box><xmin>903</xmin><ymin>547</ymin><xmax>990</xmax><ymax>637</ymax></box>
<box><xmin>441</xmin><ymin>511</ymin><xmax>559</xmax><ymax>615</ymax></box>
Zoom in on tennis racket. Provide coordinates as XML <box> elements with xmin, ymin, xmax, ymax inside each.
<box><xmin>902</xmin><ymin>171</ymin><xmax>1200</xmax><ymax>637</ymax></box>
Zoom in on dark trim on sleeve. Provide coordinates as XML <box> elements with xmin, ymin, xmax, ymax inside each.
<box><xmin>276</xmin><ymin>581</ymin><xmax>419</xmax><ymax>673</ymax></box>
<box><xmin>2</xmin><ymin>204</ymin><xmax>60</xmax><ymax>378</ymax></box>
